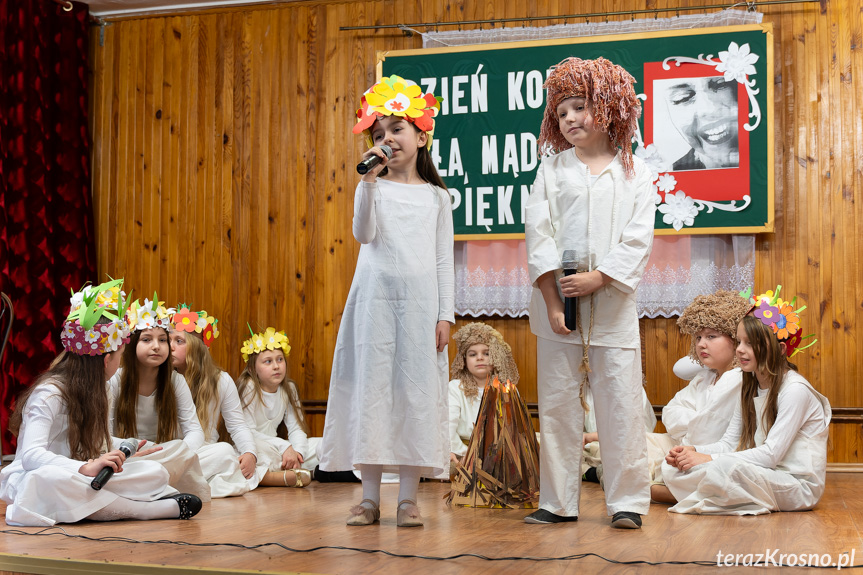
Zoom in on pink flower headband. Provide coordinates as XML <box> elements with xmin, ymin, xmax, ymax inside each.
<box><xmin>171</xmin><ymin>304</ymin><xmax>220</xmax><ymax>348</ymax></box>
<box><xmin>60</xmin><ymin>278</ymin><xmax>132</xmax><ymax>356</ymax></box>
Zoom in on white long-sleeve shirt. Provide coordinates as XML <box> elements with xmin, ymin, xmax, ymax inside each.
<box><xmin>448</xmin><ymin>379</ymin><xmax>483</xmax><ymax>456</ymax></box>
<box><xmin>195</xmin><ymin>371</ymin><xmax>256</xmax><ymax>457</ymax></box>
<box><xmin>662</xmin><ymin>368</ymin><xmax>742</xmax><ymax>445</ymax></box>
<box><xmin>241</xmin><ymin>385</ymin><xmax>309</xmax><ymax>460</ymax></box>
<box><xmin>525</xmin><ymin>150</ymin><xmax>656</xmax><ymax>348</ymax></box>
<box><xmin>696</xmin><ymin>372</ymin><xmax>830</xmax><ymax>470</ymax></box>
<box><xmin>108</xmin><ymin>368</ymin><xmax>205</xmax><ymax>451</ymax></box>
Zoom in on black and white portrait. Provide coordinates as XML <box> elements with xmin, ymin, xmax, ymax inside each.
<box><xmin>653</xmin><ymin>76</ymin><xmax>740</xmax><ymax>171</ymax></box>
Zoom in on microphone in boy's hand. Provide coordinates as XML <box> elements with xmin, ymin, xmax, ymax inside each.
<box><xmin>90</xmin><ymin>438</ymin><xmax>139</xmax><ymax>490</ymax></box>
<box><xmin>562</xmin><ymin>250</ymin><xmax>578</xmax><ymax>331</ymax></box>
<box><xmin>356</xmin><ymin>145</ymin><xmax>392</xmax><ymax>174</ymax></box>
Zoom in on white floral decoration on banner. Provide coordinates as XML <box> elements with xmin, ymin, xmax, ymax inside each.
<box><xmin>663</xmin><ymin>41</ymin><xmax>762</xmax><ymax>131</ymax></box>
<box><xmin>653</xmin><ymin>172</ymin><xmax>752</xmax><ymax>230</ymax></box>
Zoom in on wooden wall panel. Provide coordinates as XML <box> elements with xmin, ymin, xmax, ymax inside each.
<box><xmin>89</xmin><ymin>0</ymin><xmax>863</xmax><ymax>460</ymax></box>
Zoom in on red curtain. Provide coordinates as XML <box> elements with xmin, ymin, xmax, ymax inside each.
<box><xmin>0</xmin><ymin>0</ymin><xmax>95</xmax><ymax>455</ymax></box>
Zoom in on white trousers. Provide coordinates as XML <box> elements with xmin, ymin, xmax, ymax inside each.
<box><xmin>537</xmin><ymin>339</ymin><xmax>650</xmax><ymax>516</ymax></box>
<box><xmin>198</xmin><ymin>442</ymin><xmax>255</xmax><ymax>498</ymax></box>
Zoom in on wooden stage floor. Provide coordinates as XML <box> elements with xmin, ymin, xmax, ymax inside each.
<box><xmin>0</xmin><ymin>473</ymin><xmax>862</xmax><ymax>574</ymax></box>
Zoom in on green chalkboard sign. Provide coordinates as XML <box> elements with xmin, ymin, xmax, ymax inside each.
<box><xmin>379</xmin><ymin>24</ymin><xmax>774</xmax><ymax>238</ymax></box>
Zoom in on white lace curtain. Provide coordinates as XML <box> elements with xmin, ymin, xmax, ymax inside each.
<box><xmin>424</xmin><ymin>10</ymin><xmax>760</xmax><ymax>318</ymax></box>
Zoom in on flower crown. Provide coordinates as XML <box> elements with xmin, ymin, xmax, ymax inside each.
<box><xmin>125</xmin><ymin>293</ymin><xmax>175</xmax><ymax>332</ymax></box>
<box><xmin>60</xmin><ymin>278</ymin><xmax>133</xmax><ymax>356</ymax></box>
<box><xmin>240</xmin><ymin>326</ymin><xmax>291</xmax><ymax>363</ymax></box>
<box><xmin>741</xmin><ymin>286</ymin><xmax>817</xmax><ymax>357</ymax></box>
<box><xmin>171</xmin><ymin>305</ymin><xmax>220</xmax><ymax>348</ymax></box>
<box><xmin>352</xmin><ymin>75</ymin><xmax>441</xmax><ymax>150</ymax></box>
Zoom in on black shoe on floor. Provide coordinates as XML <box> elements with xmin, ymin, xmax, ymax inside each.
<box><xmin>160</xmin><ymin>493</ymin><xmax>203</xmax><ymax>520</ymax></box>
<box><xmin>524</xmin><ymin>509</ymin><xmax>578</xmax><ymax>524</ymax></box>
<box><xmin>582</xmin><ymin>467</ymin><xmax>600</xmax><ymax>483</ymax></box>
<box><xmin>611</xmin><ymin>511</ymin><xmax>642</xmax><ymax>529</ymax></box>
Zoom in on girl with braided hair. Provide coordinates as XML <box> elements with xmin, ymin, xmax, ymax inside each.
<box><xmin>524</xmin><ymin>56</ymin><xmax>656</xmax><ymax>528</ymax></box>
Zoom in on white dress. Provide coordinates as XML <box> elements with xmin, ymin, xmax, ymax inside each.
<box><xmin>448</xmin><ymin>379</ymin><xmax>483</xmax><ymax>457</ymax></box>
<box><xmin>0</xmin><ymin>382</ymin><xmax>176</xmax><ymax>527</ymax></box>
<box><xmin>240</xmin><ymin>385</ymin><xmax>320</xmax><ymax>479</ymax></box>
<box><xmin>662</xmin><ymin>371</ymin><xmax>831</xmax><ymax>515</ymax></box>
<box><xmin>646</xmin><ymin>367</ymin><xmax>742</xmax><ymax>484</ymax></box>
<box><xmin>108</xmin><ymin>369</ymin><xmax>210</xmax><ymax>501</ymax></box>
<box><xmin>525</xmin><ymin>151</ymin><xmax>655</xmax><ymax>516</ymax></box>
<box><xmin>319</xmin><ymin>179</ymin><xmax>455</xmax><ymax>476</ymax></box>
<box><xmin>195</xmin><ymin>371</ymin><xmax>259</xmax><ymax>497</ymax></box>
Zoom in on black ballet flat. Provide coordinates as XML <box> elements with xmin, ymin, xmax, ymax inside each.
<box><xmin>160</xmin><ymin>493</ymin><xmax>203</xmax><ymax>520</ymax></box>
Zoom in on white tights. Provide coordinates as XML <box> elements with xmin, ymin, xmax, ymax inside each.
<box><xmin>86</xmin><ymin>497</ymin><xmax>179</xmax><ymax>522</ymax></box>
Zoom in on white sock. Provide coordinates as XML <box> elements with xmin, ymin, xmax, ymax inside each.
<box><xmin>87</xmin><ymin>497</ymin><xmax>179</xmax><ymax>522</ymax></box>
<box><xmin>358</xmin><ymin>464</ymin><xmax>382</xmax><ymax>507</ymax></box>
<box><xmin>397</xmin><ymin>465</ymin><xmax>421</xmax><ymax>503</ymax></box>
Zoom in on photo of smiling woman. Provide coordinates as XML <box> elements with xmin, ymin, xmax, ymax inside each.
<box><xmin>653</xmin><ymin>76</ymin><xmax>740</xmax><ymax>171</ymax></box>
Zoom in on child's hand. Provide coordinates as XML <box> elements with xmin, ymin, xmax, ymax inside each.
<box><xmin>281</xmin><ymin>446</ymin><xmax>302</xmax><ymax>470</ymax></box>
<box><xmin>449</xmin><ymin>452</ymin><xmax>460</xmax><ymax>464</ymax></box>
<box><xmin>665</xmin><ymin>445</ymin><xmax>694</xmax><ymax>467</ymax></box>
<box><xmin>133</xmin><ymin>439</ymin><xmax>164</xmax><ymax>458</ymax></box>
<box><xmin>435</xmin><ymin>321</ymin><xmax>451</xmax><ymax>352</ymax></box>
<box><xmin>559</xmin><ymin>270</ymin><xmax>609</xmax><ymax>298</ymax></box>
<box><xmin>239</xmin><ymin>452</ymin><xmax>257</xmax><ymax>479</ymax></box>
<box><xmin>547</xmin><ymin>307</ymin><xmax>571</xmax><ymax>335</ymax></box>
<box><xmin>582</xmin><ymin>432</ymin><xmax>599</xmax><ymax>447</ymax></box>
<box><xmin>537</xmin><ymin>272</ymin><xmax>570</xmax><ymax>335</ymax></box>
<box><xmin>78</xmin><ymin>450</ymin><xmax>126</xmax><ymax>477</ymax></box>
<box><xmin>673</xmin><ymin>449</ymin><xmax>712</xmax><ymax>471</ymax></box>
<box><xmin>360</xmin><ymin>147</ymin><xmax>389</xmax><ymax>182</ymax></box>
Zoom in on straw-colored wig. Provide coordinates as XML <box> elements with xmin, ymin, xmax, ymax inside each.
<box><xmin>677</xmin><ymin>289</ymin><xmax>751</xmax><ymax>366</ymax></box>
<box><xmin>451</xmin><ymin>323</ymin><xmax>519</xmax><ymax>398</ymax></box>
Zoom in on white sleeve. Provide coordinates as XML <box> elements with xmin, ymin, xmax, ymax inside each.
<box><xmin>662</xmin><ymin>374</ymin><xmax>706</xmax><ymax>441</ymax></box>
<box><xmin>217</xmin><ymin>372</ymin><xmax>257</xmax><ymax>457</ymax></box>
<box><xmin>16</xmin><ymin>386</ymin><xmax>83</xmax><ymax>474</ymax></box>
<box><xmin>595</xmin><ymin>165</ymin><xmax>656</xmax><ymax>293</ymax></box>
<box><xmin>524</xmin><ymin>163</ymin><xmax>561</xmax><ymax>286</ymax></box>
<box><xmin>448</xmin><ymin>380</ymin><xmax>467</xmax><ymax>456</ymax></box>
<box><xmin>172</xmin><ymin>372</ymin><xmax>205</xmax><ymax>451</ymax></box>
<box><xmin>352</xmin><ymin>181</ymin><xmax>377</xmax><ymax>244</ymax></box>
<box><xmin>436</xmin><ymin>187</ymin><xmax>455</xmax><ymax>324</ymax></box>
<box><xmin>696</xmin><ymin>404</ymin><xmax>742</xmax><ymax>455</ymax></box>
<box><xmin>713</xmin><ymin>383</ymin><xmax>821</xmax><ymax>468</ymax></box>
<box><xmin>282</xmin><ymin>390</ymin><xmax>309</xmax><ymax>460</ymax></box>
<box><xmin>673</xmin><ymin>356</ymin><xmax>703</xmax><ymax>381</ymax></box>
<box><xmin>107</xmin><ymin>370</ymin><xmax>122</xmax><ymax>435</ymax></box>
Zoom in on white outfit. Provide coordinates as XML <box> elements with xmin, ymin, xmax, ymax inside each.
<box><xmin>195</xmin><ymin>371</ymin><xmax>259</xmax><ymax>498</ymax></box>
<box><xmin>319</xmin><ymin>179</ymin><xmax>455</xmax><ymax>476</ymax></box>
<box><xmin>448</xmin><ymin>379</ymin><xmax>484</xmax><ymax>457</ymax></box>
<box><xmin>662</xmin><ymin>371</ymin><xmax>831</xmax><ymax>515</ymax></box>
<box><xmin>1</xmin><ymin>382</ymin><xmax>176</xmax><ymax>527</ymax></box>
<box><xmin>108</xmin><ymin>369</ymin><xmax>210</xmax><ymax>501</ymax></box>
<box><xmin>647</xmin><ymin>367</ymin><xmax>743</xmax><ymax>484</ymax></box>
<box><xmin>525</xmin><ymin>150</ymin><xmax>656</xmax><ymax>517</ymax></box>
<box><xmin>240</xmin><ymin>384</ymin><xmax>320</xmax><ymax>480</ymax></box>
<box><xmin>582</xmin><ymin>385</ymin><xmax>656</xmax><ymax>476</ymax></box>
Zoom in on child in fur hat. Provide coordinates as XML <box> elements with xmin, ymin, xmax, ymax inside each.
<box><xmin>448</xmin><ymin>323</ymin><xmax>519</xmax><ymax>465</ymax></box>
<box><xmin>648</xmin><ymin>289</ymin><xmax>750</xmax><ymax>504</ymax></box>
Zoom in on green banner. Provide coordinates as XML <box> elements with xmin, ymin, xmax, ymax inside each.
<box><xmin>381</xmin><ymin>24</ymin><xmax>774</xmax><ymax>238</ymax></box>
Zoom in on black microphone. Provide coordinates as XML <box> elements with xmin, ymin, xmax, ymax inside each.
<box><xmin>356</xmin><ymin>145</ymin><xmax>392</xmax><ymax>175</ymax></box>
<box><xmin>562</xmin><ymin>250</ymin><xmax>579</xmax><ymax>331</ymax></box>
<box><xmin>91</xmin><ymin>438</ymin><xmax>139</xmax><ymax>490</ymax></box>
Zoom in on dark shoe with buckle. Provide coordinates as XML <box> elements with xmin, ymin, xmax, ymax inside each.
<box><xmin>611</xmin><ymin>511</ymin><xmax>642</xmax><ymax>529</ymax></box>
<box><xmin>524</xmin><ymin>509</ymin><xmax>578</xmax><ymax>524</ymax></box>
<box><xmin>160</xmin><ymin>493</ymin><xmax>203</xmax><ymax>520</ymax></box>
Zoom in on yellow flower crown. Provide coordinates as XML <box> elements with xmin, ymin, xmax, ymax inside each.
<box><xmin>240</xmin><ymin>326</ymin><xmax>291</xmax><ymax>363</ymax></box>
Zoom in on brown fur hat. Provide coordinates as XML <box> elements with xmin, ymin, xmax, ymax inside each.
<box><xmin>677</xmin><ymin>290</ymin><xmax>751</xmax><ymax>366</ymax></box>
<box><xmin>451</xmin><ymin>323</ymin><xmax>519</xmax><ymax>395</ymax></box>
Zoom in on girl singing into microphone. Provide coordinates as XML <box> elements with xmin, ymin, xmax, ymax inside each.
<box><xmin>318</xmin><ymin>75</ymin><xmax>454</xmax><ymax>527</ymax></box>
<box><xmin>0</xmin><ymin>279</ymin><xmax>201</xmax><ymax>526</ymax></box>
